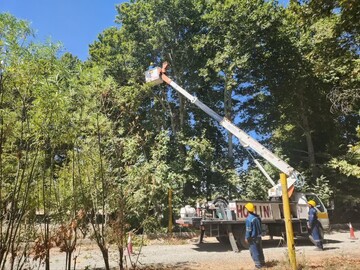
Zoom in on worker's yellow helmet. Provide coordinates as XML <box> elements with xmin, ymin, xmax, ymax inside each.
<box><xmin>308</xmin><ymin>200</ymin><xmax>316</xmax><ymax>207</ymax></box>
<box><xmin>245</xmin><ymin>202</ymin><xmax>255</xmax><ymax>213</ymax></box>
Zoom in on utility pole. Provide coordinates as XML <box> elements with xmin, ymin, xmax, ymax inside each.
<box><xmin>281</xmin><ymin>173</ymin><xmax>297</xmax><ymax>270</ymax></box>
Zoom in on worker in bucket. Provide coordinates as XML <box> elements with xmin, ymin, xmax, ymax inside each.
<box><xmin>307</xmin><ymin>200</ymin><xmax>324</xmax><ymax>250</ymax></box>
<box><xmin>245</xmin><ymin>203</ymin><xmax>265</xmax><ymax>269</ymax></box>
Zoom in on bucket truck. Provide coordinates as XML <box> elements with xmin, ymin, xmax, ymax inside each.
<box><xmin>145</xmin><ymin>62</ymin><xmax>329</xmax><ymax>251</ymax></box>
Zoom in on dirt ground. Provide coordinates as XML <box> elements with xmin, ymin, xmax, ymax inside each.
<box><xmin>32</xmin><ymin>229</ymin><xmax>360</xmax><ymax>270</ymax></box>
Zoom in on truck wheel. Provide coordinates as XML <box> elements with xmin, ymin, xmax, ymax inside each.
<box><xmin>235</xmin><ymin>226</ymin><xmax>249</xmax><ymax>249</ymax></box>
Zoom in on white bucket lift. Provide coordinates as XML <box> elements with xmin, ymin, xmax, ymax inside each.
<box><xmin>145</xmin><ymin>67</ymin><xmax>163</xmax><ymax>86</ymax></box>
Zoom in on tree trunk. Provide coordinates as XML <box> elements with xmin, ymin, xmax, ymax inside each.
<box><xmin>179</xmin><ymin>94</ymin><xmax>185</xmax><ymax>131</ymax></box>
<box><xmin>298</xmin><ymin>90</ymin><xmax>319</xmax><ymax>179</ymax></box>
<box><xmin>224</xmin><ymin>79</ymin><xmax>233</xmax><ymax>161</ymax></box>
<box><xmin>301</xmin><ymin>113</ymin><xmax>318</xmax><ymax>178</ymax></box>
<box><xmin>224</xmin><ymin>73</ymin><xmax>235</xmax><ymax>198</ymax></box>
<box><xmin>100</xmin><ymin>247</ymin><xmax>110</xmax><ymax>270</ymax></box>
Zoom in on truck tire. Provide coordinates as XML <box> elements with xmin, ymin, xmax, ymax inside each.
<box><xmin>234</xmin><ymin>225</ymin><xmax>249</xmax><ymax>249</ymax></box>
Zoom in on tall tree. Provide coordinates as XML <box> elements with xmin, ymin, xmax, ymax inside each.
<box><xmin>89</xmin><ymin>0</ymin><xmax>237</xmax><ymax>202</ymax></box>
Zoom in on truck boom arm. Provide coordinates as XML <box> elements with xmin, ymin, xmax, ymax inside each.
<box><xmin>145</xmin><ymin>63</ymin><xmax>304</xmax><ymax>197</ymax></box>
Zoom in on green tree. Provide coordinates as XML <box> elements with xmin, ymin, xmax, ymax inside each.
<box><xmin>0</xmin><ymin>13</ymin><xmax>66</xmax><ymax>270</ymax></box>
<box><xmin>330</xmin><ymin>127</ymin><xmax>360</xmax><ymax>178</ymax></box>
<box><xmin>89</xmin><ymin>0</ymin><xmax>237</xmax><ymax>209</ymax></box>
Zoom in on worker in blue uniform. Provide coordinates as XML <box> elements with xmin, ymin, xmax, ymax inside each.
<box><xmin>307</xmin><ymin>200</ymin><xmax>324</xmax><ymax>250</ymax></box>
<box><xmin>245</xmin><ymin>203</ymin><xmax>265</xmax><ymax>269</ymax></box>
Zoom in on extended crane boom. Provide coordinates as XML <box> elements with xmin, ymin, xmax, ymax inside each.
<box><xmin>145</xmin><ymin>62</ymin><xmax>304</xmax><ymax>197</ymax></box>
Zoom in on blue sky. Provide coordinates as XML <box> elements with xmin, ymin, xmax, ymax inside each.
<box><xmin>0</xmin><ymin>0</ymin><xmax>127</xmax><ymax>60</ymax></box>
<box><xmin>1</xmin><ymin>0</ymin><xmax>289</xmax><ymax>61</ymax></box>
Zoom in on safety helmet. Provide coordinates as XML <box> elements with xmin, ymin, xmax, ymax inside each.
<box><xmin>245</xmin><ymin>202</ymin><xmax>255</xmax><ymax>213</ymax></box>
<box><xmin>308</xmin><ymin>200</ymin><xmax>316</xmax><ymax>207</ymax></box>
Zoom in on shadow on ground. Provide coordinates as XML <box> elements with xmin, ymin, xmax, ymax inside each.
<box><xmin>191</xmin><ymin>237</ymin><xmax>342</xmax><ymax>252</ymax></box>
<box><xmin>192</xmin><ymin>242</ymin><xmax>233</xmax><ymax>252</ymax></box>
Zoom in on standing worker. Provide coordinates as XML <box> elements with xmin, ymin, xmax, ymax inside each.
<box><xmin>245</xmin><ymin>203</ymin><xmax>265</xmax><ymax>269</ymax></box>
<box><xmin>307</xmin><ymin>200</ymin><xmax>324</xmax><ymax>250</ymax></box>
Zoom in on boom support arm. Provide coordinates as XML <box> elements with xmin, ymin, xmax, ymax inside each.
<box><xmin>145</xmin><ymin>63</ymin><xmax>303</xmax><ymax>197</ymax></box>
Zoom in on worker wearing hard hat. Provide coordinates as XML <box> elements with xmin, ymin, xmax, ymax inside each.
<box><xmin>245</xmin><ymin>203</ymin><xmax>265</xmax><ymax>269</ymax></box>
<box><xmin>307</xmin><ymin>200</ymin><xmax>324</xmax><ymax>250</ymax></box>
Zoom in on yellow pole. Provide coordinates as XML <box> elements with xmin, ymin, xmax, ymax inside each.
<box><xmin>168</xmin><ymin>189</ymin><xmax>173</xmax><ymax>234</ymax></box>
<box><xmin>280</xmin><ymin>173</ymin><xmax>297</xmax><ymax>270</ymax></box>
